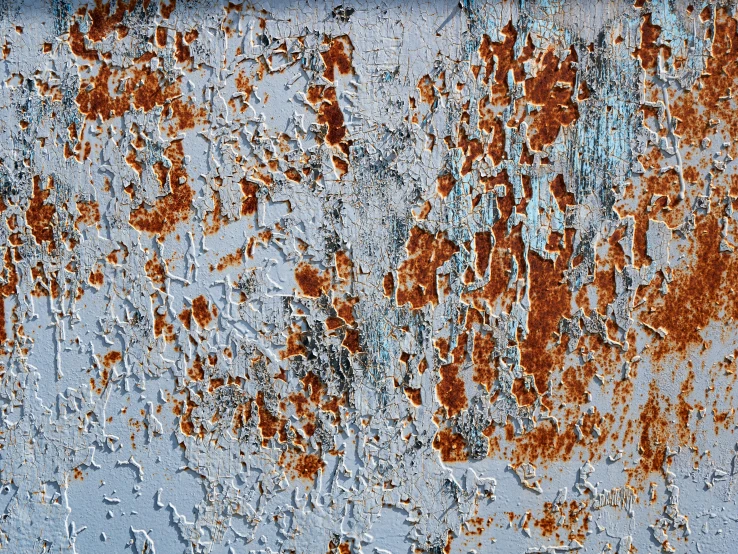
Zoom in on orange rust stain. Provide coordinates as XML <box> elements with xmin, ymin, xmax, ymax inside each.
<box><xmin>291</xmin><ymin>453</ymin><xmax>325</xmax><ymax>480</ymax></box>
<box><xmin>479</xmin><ymin>21</ymin><xmax>534</xmax><ymax>101</ymax></box>
<box><xmin>178</xmin><ymin>307</ymin><xmax>191</xmax><ymax>330</ymax></box>
<box><xmin>396</xmin><ymin>228</ymin><xmax>458</xmax><ymax>310</ymax></box>
<box><xmin>634</xmin><ymin>13</ymin><xmax>672</xmax><ymax>71</ymax></box>
<box><xmin>102</xmin><ymin>350</ymin><xmax>122</xmax><ymax>368</ymax></box>
<box><xmin>382</xmin><ymin>272</ymin><xmax>394</xmax><ymax>298</ymax></box>
<box><xmin>417</xmin><ymin>75</ymin><xmax>435</xmax><ymax>105</ymax></box>
<box><xmin>75</xmin><ymin>201</ymin><xmax>100</xmax><ymax>229</ymax></box>
<box><xmin>191</xmin><ymin>295</ymin><xmax>214</xmax><ymax>328</ymax></box>
<box><xmin>86</xmin><ymin>0</ymin><xmax>137</xmax><ymax>43</ymax></box>
<box><xmin>471</xmin><ymin>329</ymin><xmax>496</xmax><ymax>390</ymax></box>
<box><xmin>437</xmin><ymin>173</ymin><xmax>456</xmax><ymax>197</ymax></box>
<box><xmin>154</xmin><ymin>311</ymin><xmax>174</xmax><ymax>341</ymax></box>
<box><xmin>634</xmin><ymin>383</ymin><xmax>672</xmax><ymax>482</ymax></box>
<box><xmin>520</xmin><ymin>233</ymin><xmax>574</xmax><ymax>395</ymax></box>
<box><xmin>522</xmin><ymin>47</ymin><xmax>580</xmax><ymax>151</ymax></box>
<box><xmin>282</xmin><ymin>326</ymin><xmax>307</xmax><ymax>359</ymax></box>
<box><xmin>316</xmin><ymin>87</ymin><xmax>347</xmax><ymax>147</ymax></box>
<box><xmin>342</xmin><ymin>328</ymin><xmax>362</xmax><ymax>354</ymax></box>
<box><xmin>240</xmin><ymin>179</ymin><xmax>259</xmax><ymax>216</ymax></box>
<box><xmin>27</xmin><ymin>176</ymin><xmax>55</xmax><ymax>246</ymax></box>
<box><xmin>232</xmin><ymin>400</ymin><xmax>252</xmax><ymax>432</ymax></box>
<box><xmin>145</xmin><ymin>256</ymin><xmax>166</xmax><ymax>289</ymax></box>
<box><xmin>672</xmin><ymin>8</ymin><xmax>738</xmax><ymax>145</ymax></box>
<box><xmin>647</xmin><ymin>214</ymin><xmax>738</xmax><ymax>360</ymax></box>
<box><xmin>256</xmin><ymin>391</ymin><xmax>285</xmax><ymax>444</ymax></box>
<box><xmin>474</xmin><ymin>231</ymin><xmax>492</xmax><ymax>277</ymax></box>
<box><xmin>507</xmin><ymin>410</ymin><xmax>612</xmax><ymax>467</ymax></box>
<box><xmin>169</xmin><ymin>98</ymin><xmax>200</xmax><ymax>131</ymax></box>
<box><xmin>215</xmin><ymin>248</ymin><xmax>244</xmax><ymax>272</ymax></box>
<box><xmin>333</xmin><ymin>296</ymin><xmax>358</xmax><ymax>325</ymax></box>
<box><xmin>76</xmin><ymin>61</ymin><xmax>180</xmax><ymax>121</ymax></box>
<box><xmin>332</xmin><ymin>155</ymin><xmax>349</xmax><ymax>178</ymax></box>
<box><xmin>334</xmin><ymin>250</ymin><xmax>353</xmax><ymax>281</ymax></box>
<box><xmin>129</xmin><ymin>141</ymin><xmax>194</xmax><ymax>236</ymax></box>
<box><xmin>174</xmin><ymin>30</ymin><xmax>196</xmax><ymax>65</ymax></box>
<box><xmin>295</xmin><ymin>263</ymin><xmax>330</xmax><ymax>298</ymax></box>
<box><xmin>188</xmin><ymin>356</ymin><xmax>204</xmax><ymax>381</ymax></box>
<box><xmin>433</xmin><ymin>428</ymin><xmax>468</xmax><ymax>463</ymax></box>
<box><xmin>88</xmin><ymin>270</ymin><xmax>104</xmax><ymax>288</ymax></box>
<box><xmin>404</xmin><ymin>387</ymin><xmax>422</xmax><ymax>406</ymax></box>
<box><xmin>160</xmin><ymin>0</ymin><xmax>176</xmax><ymax>19</ymax></box>
<box><xmin>236</xmin><ymin>72</ymin><xmax>253</xmax><ymax>97</ymax></box>
<box><xmin>321</xmin><ymin>35</ymin><xmax>353</xmax><ymax>82</ymax></box>
<box><xmin>436</xmin><ymin>333</ymin><xmax>469</xmax><ymax>417</ymax></box>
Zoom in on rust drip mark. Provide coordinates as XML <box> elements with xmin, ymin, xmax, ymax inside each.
<box><xmin>295</xmin><ymin>263</ymin><xmax>330</xmax><ymax>298</ymax></box>
<box><xmin>396</xmin><ymin>228</ymin><xmax>458</xmax><ymax>310</ymax></box>
<box><xmin>320</xmin><ymin>35</ymin><xmax>354</xmax><ymax>82</ymax></box>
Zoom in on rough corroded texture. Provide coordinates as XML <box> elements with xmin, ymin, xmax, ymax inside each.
<box><xmin>2</xmin><ymin>0</ymin><xmax>738</xmax><ymax>552</ymax></box>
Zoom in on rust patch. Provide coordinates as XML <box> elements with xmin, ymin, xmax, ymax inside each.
<box><xmin>396</xmin><ymin>228</ymin><xmax>458</xmax><ymax>310</ymax></box>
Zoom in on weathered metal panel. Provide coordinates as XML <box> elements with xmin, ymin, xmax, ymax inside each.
<box><xmin>0</xmin><ymin>0</ymin><xmax>737</xmax><ymax>552</ymax></box>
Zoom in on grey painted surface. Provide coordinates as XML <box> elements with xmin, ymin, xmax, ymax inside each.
<box><xmin>0</xmin><ymin>1</ymin><xmax>736</xmax><ymax>552</ymax></box>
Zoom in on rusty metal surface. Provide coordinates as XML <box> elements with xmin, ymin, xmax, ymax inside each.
<box><xmin>1</xmin><ymin>0</ymin><xmax>738</xmax><ymax>552</ymax></box>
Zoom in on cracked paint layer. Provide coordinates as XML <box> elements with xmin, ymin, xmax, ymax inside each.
<box><xmin>2</xmin><ymin>0</ymin><xmax>738</xmax><ymax>552</ymax></box>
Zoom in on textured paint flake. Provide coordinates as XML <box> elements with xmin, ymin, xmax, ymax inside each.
<box><xmin>2</xmin><ymin>1</ymin><xmax>738</xmax><ymax>553</ymax></box>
